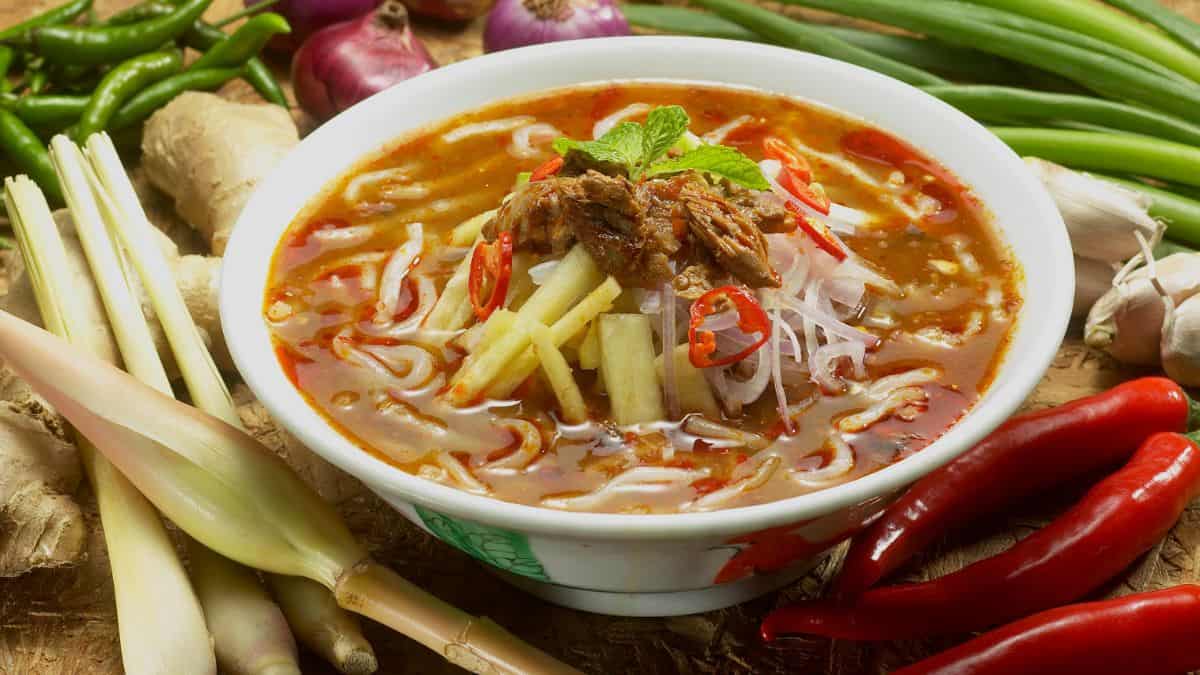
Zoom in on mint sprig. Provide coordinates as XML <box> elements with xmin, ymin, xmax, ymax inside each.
<box><xmin>552</xmin><ymin>105</ymin><xmax>768</xmax><ymax>189</ymax></box>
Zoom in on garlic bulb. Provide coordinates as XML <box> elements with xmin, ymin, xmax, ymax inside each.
<box><xmin>1085</xmin><ymin>252</ymin><xmax>1200</xmax><ymax>365</ymax></box>
<box><xmin>1163</xmin><ymin>293</ymin><xmax>1200</xmax><ymax>386</ymax></box>
<box><xmin>1073</xmin><ymin>256</ymin><xmax>1117</xmax><ymax>318</ymax></box>
<box><xmin>1024</xmin><ymin>158</ymin><xmax>1162</xmax><ymax>264</ymax></box>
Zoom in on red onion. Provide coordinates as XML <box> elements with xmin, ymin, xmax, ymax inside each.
<box><xmin>483</xmin><ymin>0</ymin><xmax>631</xmax><ymax>53</ymax></box>
<box><xmin>292</xmin><ymin>0</ymin><xmax>437</xmax><ymax>122</ymax></box>
<box><xmin>246</xmin><ymin>0</ymin><xmax>380</xmax><ymax>52</ymax></box>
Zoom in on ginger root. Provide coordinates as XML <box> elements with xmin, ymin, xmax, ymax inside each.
<box><xmin>142</xmin><ymin>92</ymin><xmax>300</xmax><ymax>255</ymax></box>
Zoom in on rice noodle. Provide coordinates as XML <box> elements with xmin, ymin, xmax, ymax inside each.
<box><xmin>344</xmin><ymin>167</ymin><xmax>419</xmax><ymax>203</ymax></box>
<box><xmin>309</xmin><ymin>224</ymin><xmax>376</xmax><ymax>249</ymax></box>
<box><xmin>527</xmin><ymin>258</ymin><xmax>560</xmax><ymax>286</ymax></box>
<box><xmin>375</xmin><ymin>222</ymin><xmax>424</xmax><ymax>323</ymax></box>
<box><xmin>867</xmin><ymin>367</ymin><xmax>941</xmax><ymax>396</ymax></box>
<box><xmin>662</xmin><ymin>282</ymin><xmax>680</xmax><ymax>421</ymax></box>
<box><xmin>702</xmin><ymin>114</ymin><xmax>754</xmax><ymax>145</ymax></box>
<box><xmin>592</xmin><ymin>103</ymin><xmax>651</xmax><ymax>139</ymax></box>
<box><xmin>688</xmin><ymin>456</ymin><xmax>780</xmax><ymax>511</ymax></box>
<box><xmin>541</xmin><ymin>466</ymin><xmax>710</xmax><ymax>511</ymax></box>
<box><xmin>359</xmin><ymin>343</ymin><xmax>437</xmax><ymax>390</ymax></box>
<box><xmin>778</xmin><ymin>134</ymin><xmax>922</xmax><ymax>222</ymax></box>
<box><xmin>480</xmin><ymin>419</ymin><xmax>542</xmax><ymax>472</ymax></box>
<box><xmin>838</xmin><ymin>256</ymin><xmax>902</xmax><ymax>296</ymax></box>
<box><xmin>436</xmin><ymin>452</ymin><xmax>489</xmax><ymax>494</ymax></box>
<box><xmin>442</xmin><ymin>115</ymin><xmax>534</xmax><ymax>144</ymax></box>
<box><xmin>769</xmin><ymin>308</ymin><xmax>793</xmax><ymax>433</ymax></box>
<box><xmin>681</xmin><ymin>416</ymin><xmax>770</xmax><ymax>450</ymax></box>
<box><xmin>790</xmin><ymin>434</ymin><xmax>855</xmax><ymax>487</ymax></box>
<box><xmin>811</xmin><ymin>341</ymin><xmax>868</xmax><ymax>392</ymax></box>
<box><xmin>838</xmin><ymin>386</ymin><xmax>928</xmax><ymax>433</ymax></box>
<box><xmin>778</xmin><ymin>318</ymin><xmax>804</xmax><ymax>365</ymax></box>
<box><xmin>359</xmin><ymin>276</ymin><xmax>439</xmax><ymax>340</ymax></box>
<box><xmin>508</xmin><ymin>122</ymin><xmax>561</xmax><ymax>159</ymax></box>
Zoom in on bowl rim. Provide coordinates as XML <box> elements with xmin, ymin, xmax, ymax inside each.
<box><xmin>221</xmin><ymin>36</ymin><xmax>1072</xmax><ymax>541</ymax></box>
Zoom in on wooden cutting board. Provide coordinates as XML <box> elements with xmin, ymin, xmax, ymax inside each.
<box><xmin>0</xmin><ymin>1</ymin><xmax>1196</xmax><ymax>673</ymax></box>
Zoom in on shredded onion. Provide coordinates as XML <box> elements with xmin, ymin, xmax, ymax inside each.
<box><xmin>781</xmin><ymin>293</ymin><xmax>880</xmax><ymax>346</ymax></box>
<box><xmin>375</xmin><ymin>222</ymin><xmax>424</xmax><ymax>323</ymax></box>
<box><xmin>701</xmin><ymin>310</ymin><xmax>739</xmax><ymax>332</ymax></box>
<box><xmin>442</xmin><ymin>115</ymin><xmax>534</xmax><ymax>144</ymax></box>
<box><xmin>760</xmin><ymin>159</ymin><xmax>855</xmax><ymax>243</ymax></box>
<box><xmin>661</xmin><ymin>283</ymin><xmax>680</xmax><ymax>421</ymax></box>
<box><xmin>811</xmin><ymin>341</ymin><xmax>867</xmax><ymax>392</ymax></box>
<box><xmin>592</xmin><ymin>103</ymin><xmax>650</xmax><ymax>139</ymax></box>
<box><xmin>634</xmin><ymin>288</ymin><xmax>663</xmax><ymax>315</ymax></box>
<box><xmin>508</xmin><ymin>122</ymin><xmax>560</xmax><ymax>159</ymax></box>
<box><xmin>791</xmin><ymin>435</ymin><xmax>855</xmax><ymax>487</ymax></box>
<box><xmin>770</xmin><ymin>308</ymin><xmax>793</xmax><ymax>433</ymax></box>
<box><xmin>828</xmin><ymin>203</ymin><xmax>870</xmax><ymax>231</ymax></box>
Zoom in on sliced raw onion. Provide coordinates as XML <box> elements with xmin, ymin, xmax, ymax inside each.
<box><xmin>770</xmin><ymin>308</ymin><xmax>792</xmax><ymax>433</ymax></box>
<box><xmin>375</xmin><ymin>222</ymin><xmax>424</xmax><ymax>323</ymax></box>
<box><xmin>811</xmin><ymin>341</ymin><xmax>867</xmax><ymax>391</ymax></box>
<box><xmin>827</xmin><ymin>277</ymin><xmax>866</xmax><ymax>309</ymax></box>
<box><xmin>828</xmin><ymin>203</ymin><xmax>870</xmax><ymax>231</ymax></box>
<box><xmin>700</xmin><ymin>309</ymin><xmax>739</xmax><ymax>332</ymax></box>
<box><xmin>508</xmin><ymin>122</ymin><xmax>560</xmax><ymax>159</ymax></box>
<box><xmin>592</xmin><ymin>103</ymin><xmax>650</xmax><ymax>139</ymax></box>
<box><xmin>777</xmin><ymin>315</ymin><xmax>804</xmax><ymax>365</ymax></box>
<box><xmin>780</xmin><ymin>292</ymin><xmax>880</xmax><ymax>346</ymax></box>
<box><xmin>790</xmin><ymin>434</ymin><xmax>855</xmax><ymax>487</ymax></box>
<box><xmin>442</xmin><ymin>115</ymin><xmax>534</xmax><ymax>144</ymax></box>
<box><xmin>661</xmin><ymin>282</ymin><xmax>680</xmax><ymax>421</ymax></box>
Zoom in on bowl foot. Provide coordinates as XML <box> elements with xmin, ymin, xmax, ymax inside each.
<box><xmin>490</xmin><ymin>555</ymin><xmax>825</xmax><ymax>617</ymax></box>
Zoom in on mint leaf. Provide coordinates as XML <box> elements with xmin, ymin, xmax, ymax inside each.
<box><xmin>646</xmin><ymin>145</ymin><xmax>770</xmax><ymax>190</ymax></box>
<box><xmin>641</xmin><ymin>105</ymin><xmax>690</xmax><ymax>170</ymax></box>
<box><xmin>601</xmin><ymin>122</ymin><xmax>646</xmax><ymax>168</ymax></box>
<box><xmin>553</xmin><ymin>137</ymin><xmax>630</xmax><ymax>167</ymax></box>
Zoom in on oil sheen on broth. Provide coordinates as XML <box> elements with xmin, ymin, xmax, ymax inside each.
<box><xmin>264</xmin><ymin>83</ymin><xmax>1021</xmax><ymax>514</ymax></box>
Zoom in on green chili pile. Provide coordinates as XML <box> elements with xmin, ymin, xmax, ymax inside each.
<box><xmin>0</xmin><ymin>0</ymin><xmax>291</xmax><ymax>202</ymax></box>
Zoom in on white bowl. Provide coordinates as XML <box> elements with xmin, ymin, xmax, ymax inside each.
<box><xmin>222</xmin><ymin>36</ymin><xmax>1072</xmax><ymax>617</ymax></box>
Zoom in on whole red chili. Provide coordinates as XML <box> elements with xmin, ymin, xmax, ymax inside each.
<box><xmin>761</xmin><ymin>429</ymin><xmax>1200</xmax><ymax>642</ymax></box>
<box><xmin>894</xmin><ymin>584</ymin><xmax>1200</xmax><ymax>675</ymax></box>
<box><xmin>687</xmin><ymin>285</ymin><xmax>770</xmax><ymax>368</ymax></box>
<box><xmin>468</xmin><ymin>231</ymin><xmax>514</xmax><ymax>321</ymax></box>
<box><xmin>832</xmin><ymin>377</ymin><xmax>1194</xmax><ymax>599</ymax></box>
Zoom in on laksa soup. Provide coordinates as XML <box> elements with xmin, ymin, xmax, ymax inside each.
<box><xmin>264</xmin><ymin>83</ymin><xmax>1021</xmax><ymax>515</ymax></box>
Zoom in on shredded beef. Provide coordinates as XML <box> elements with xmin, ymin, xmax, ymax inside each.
<box><xmin>679</xmin><ymin>182</ymin><xmax>779</xmax><ymax>288</ymax></box>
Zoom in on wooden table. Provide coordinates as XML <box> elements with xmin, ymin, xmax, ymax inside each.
<box><xmin>0</xmin><ymin>1</ymin><xmax>1197</xmax><ymax>673</ymax></box>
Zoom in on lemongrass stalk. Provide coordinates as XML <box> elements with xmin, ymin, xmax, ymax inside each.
<box><xmin>0</xmin><ymin>310</ymin><xmax>579</xmax><ymax>675</ymax></box>
<box><xmin>84</xmin><ymin>132</ymin><xmax>378</xmax><ymax>675</ymax></box>
<box><xmin>2</xmin><ymin>176</ymin><xmax>216</xmax><ymax>675</ymax></box>
<box><xmin>189</xmin><ymin>542</ymin><xmax>302</xmax><ymax>675</ymax></box>
<box><xmin>57</xmin><ymin>134</ymin><xmax>303</xmax><ymax>675</ymax></box>
<box><xmin>267</xmin><ymin>575</ymin><xmax>378</xmax><ymax>675</ymax></box>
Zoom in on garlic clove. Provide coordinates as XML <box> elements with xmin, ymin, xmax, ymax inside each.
<box><xmin>1085</xmin><ymin>252</ymin><xmax>1200</xmax><ymax>365</ymax></box>
<box><xmin>1073</xmin><ymin>256</ymin><xmax>1118</xmax><ymax>318</ymax></box>
<box><xmin>1024</xmin><ymin>157</ymin><xmax>1162</xmax><ymax>264</ymax></box>
<box><xmin>1163</xmin><ymin>293</ymin><xmax>1200</xmax><ymax>386</ymax></box>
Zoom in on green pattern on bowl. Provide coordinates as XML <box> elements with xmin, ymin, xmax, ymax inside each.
<box><xmin>416</xmin><ymin>505</ymin><xmax>549</xmax><ymax>581</ymax></box>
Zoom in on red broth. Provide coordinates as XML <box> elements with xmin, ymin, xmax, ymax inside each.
<box><xmin>264</xmin><ymin>83</ymin><xmax>1021</xmax><ymax>514</ymax></box>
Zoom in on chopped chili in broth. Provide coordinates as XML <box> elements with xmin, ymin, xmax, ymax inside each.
<box><xmin>264</xmin><ymin>83</ymin><xmax>1021</xmax><ymax>514</ymax></box>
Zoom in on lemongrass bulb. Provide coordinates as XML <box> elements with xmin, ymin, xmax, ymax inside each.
<box><xmin>1073</xmin><ymin>256</ymin><xmax>1117</xmax><ymax>318</ymax></box>
<box><xmin>1024</xmin><ymin>157</ymin><xmax>1162</xmax><ymax>263</ymax></box>
<box><xmin>1163</xmin><ymin>293</ymin><xmax>1200</xmax><ymax>386</ymax></box>
<box><xmin>1085</xmin><ymin>252</ymin><xmax>1200</xmax><ymax>364</ymax></box>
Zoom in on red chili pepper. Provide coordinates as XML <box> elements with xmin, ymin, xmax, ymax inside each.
<box><xmin>687</xmin><ymin>285</ymin><xmax>770</xmax><ymax>368</ymax></box>
<box><xmin>761</xmin><ymin>428</ymin><xmax>1200</xmax><ymax>642</ymax></box>
<box><xmin>832</xmin><ymin>378</ymin><xmax>1193</xmax><ymax>599</ymax></box>
<box><xmin>763</xmin><ymin>136</ymin><xmax>831</xmax><ymax>216</ymax></box>
<box><xmin>468</xmin><ymin>231</ymin><xmax>514</xmax><ymax>322</ymax></box>
<box><xmin>784</xmin><ymin>202</ymin><xmax>847</xmax><ymax>261</ymax></box>
<box><xmin>530</xmin><ymin>156</ymin><xmax>564</xmax><ymax>182</ymax></box>
<box><xmin>895</xmin><ymin>585</ymin><xmax>1200</xmax><ymax>675</ymax></box>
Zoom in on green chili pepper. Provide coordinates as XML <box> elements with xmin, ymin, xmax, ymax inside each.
<box><xmin>75</xmin><ymin>50</ymin><xmax>182</xmax><ymax>141</ymax></box>
<box><xmin>22</xmin><ymin>0</ymin><xmax>211</xmax><ymax>67</ymax></box>
<box><xmin>28</xmin><ymin>70</ymin><xmax>48</xmax><ymax>94</ymax></box>
<box><xmin>0</xmin><ymin>109</ymin><xmax>62</xmax><ymax>203</ymax></box>
<box><xmin>103</xmin><ymin>1</ymin><xmax>176</xmax><ymax>26</ymax></box>
<box><xmin>108</xmin><ymin>66</ymin><xmax>243</xmax><ymax>131</ymax></box>
<box><xmin>0</xmin><ymin>0</ymin><xmax>94</xmax><ymax>42</ymax></box>
<box><xmin>2</xmin><ymin>94</ymin><xmax>88</xmax><ymax>129</ymax></box>
<box><xmin>188</xmin><ymin>21</ymin><xmax>288</xmax><ymax>107</ymax></box>
<box><xmin>189</xmin><ymin>13</ymin><xmax>289</xmax><ymax>71</ymax></box>
<box><xmin>0</xmin><ymin>47</ymin><xmax>14</xmax><ymax>94</ymax></box>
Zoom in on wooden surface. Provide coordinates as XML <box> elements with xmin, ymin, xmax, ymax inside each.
<box><xmin>0</xmin><ymin>1</ymin><xmax>1198</xmax><ymax>673</ymax></box>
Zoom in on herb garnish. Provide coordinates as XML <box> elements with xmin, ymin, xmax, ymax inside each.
<box><xmin>552</xmin><ymin>105</ymin><xmax>770</xmax><ymax>190</ymax></box>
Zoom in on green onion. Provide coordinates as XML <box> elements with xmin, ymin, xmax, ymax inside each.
<box><xmin>923</xmin><ymin>85</ymin><xmax>1200</xmax><ymax>147</ymax></box>
<box><xmin>1102</xmin><ymin>0</ymin><xmax>1200</xmax><ymax>55</ymax></box>
<box><xmin>1154</xmin><ymin>238</ymin><xmax>1197</xmax><ymax>258</ymax></box>
<box><xmin>2</xmin><ymin>173</ymin><xmax>216</xmax><ymax>675</ymax></box>
<box><xmin>1098</xmin><ymin>175</ymin><xmax>1200</xmax><ymax>247</ymax></box>
<box><xmin>622</xmin><ymin>3</ymin><xmax>1023</xmax><ymax>82</ymax></box>
<box><xmin>689</xmin><ymin>0</ymin><xmax>949</xmax><ymax>86</ymax></box>
<box><xmin>771</xmin><ymin>0</ymin><xmax>1200</xmax><ymax>120</ymax></box>
<box><xmin>956</xmin><ymin>0</ymin><xmax>1200</xmax><ymax>83</ymax></box>
<box><xmin>992</xmin><ymin>127</ymin><xmax>1200</xmax><ymax>189</ymax></box>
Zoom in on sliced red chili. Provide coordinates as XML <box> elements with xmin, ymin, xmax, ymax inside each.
<box><xmin>468</xmin><ymin>231</ymin><xmax>514</xmax><ymax>322</ymax></box>
<box><xmin>688</xmin><ymin>285</ymin><xmax>770</xmax><ymax>368</ymax></box>
<box><xmin>763</xmin><ymin>136</ymin><xmax>831</xmax><ymax>216</ymax></box>
<box><xmin>783</xmin><ymin>202</ymin><xmax>847</xmax><ymax>261</ymax></box>
<box><xmin>530</xmin><ymin>156</ymin><xmax>564</xmax><ymax>182</ymax></box>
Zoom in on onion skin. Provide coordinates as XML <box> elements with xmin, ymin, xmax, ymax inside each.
<box><xmin>407</xmin><ymin>0</ymin><xmax>495</xmax><ymax>21</ymax></box>
<box><xmin>292</xmin><ymin>0</ymin><xmax>436</xmax><ymax>122</ymax></box>
<box><xmin>484</xmin><ymin>0</ymin><xmax>631</xmax><ymax>53</ymax></box>
<box><xmin>247</xmin><ymin>0</ymin><xmax>381</xmax><ymax>52</ymax></box>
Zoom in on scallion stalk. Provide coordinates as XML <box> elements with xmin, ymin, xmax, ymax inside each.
<box><xmin>766</xmin><ymin>0</ymin><xmax>1200</xmax><ymax>120</ymax></box>
<box><xmin>84</xmin><ymin>132</ymin><xmax>377</xmax><ymax>675</ymax></box>
<box><xmin>923</xmin><ymin>86</ymin><xmax>1200</xmax><ymax>147</ymax></box>
<box><xmin>991</xmin><ymin>127</ymin><xmax>1200</xmax><ymax>189</ymax></box>
<box><xmin>1102</xmin><ymin>0</ymin><xmax>1200</xmax><ymax>56</ymax></box>
<box><xmin>2</xmin><ymin>174</ymin><xmax>216</xmax><ymax>675</ymax></box>
<box><xmin>957</xmin><ymin>0</ymin><xmax>1200</xmax><ymax>83</ymax></box>
<box><xmin>1098</xmin><ymin>175</ymin><xmax>1200</xmax><ymax>247</ymax></box>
